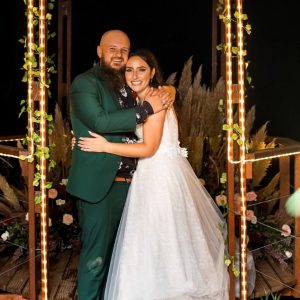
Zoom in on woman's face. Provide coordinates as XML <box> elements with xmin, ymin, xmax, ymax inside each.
<box><xmin>125</xmin><ymin>56</ymin><xmax>155</xmax><ymax>95</ymax></box>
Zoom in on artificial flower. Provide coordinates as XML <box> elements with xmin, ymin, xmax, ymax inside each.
<box><xmin>251</xmin><ymin>215</ymin><xmax>257</xmax><ymax>224</ymax></box>
<box><xmin>246</xmin><ymin>210</ymin><xmax>254</xmax><ymax>221</ymax></box>
<box><xmin>48</xmin><ymin>188</ymin><xmax>58</xmax><ymax>199</ymax></box>
<box><xmin>56</xmin><ymin>198</ymin><xmax>66</xmax><ymax>206</ymax></box>
<box><xmin>281</xmin><ymin>224</ymin><xmax>291</xmax><ymax>237</ymax></box>
<box><xmin>215</xmin><ymin>195</ymin><xmax>227</xmax><ymax>206</ymax></box>
<box><xmin>62</xmin><ymin>214</ymin><xmax>73</xmax><ymax>226</ymax></box>
<box><xmin>1</xmin><ymin>231</ymin><xmax>9</xmax><ymax>241</ymax></box>
<box><xmin>246</xmin><ymin>191</ymin><xmax>257</xmax><ymax>201</ymax></box>
<box><xmin>60</xmin><ymin>178</ymin><xmax>68</xmax><ymax>186</ymax></box>
<box><xmin>284</xmin><ymin>250</ymin><xmax>293</xmax><ymax>258</ymax></box>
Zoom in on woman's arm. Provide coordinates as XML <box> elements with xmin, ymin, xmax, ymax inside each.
<box><xmin>78</xmin><ymin>109</ymin><xmax>166</xmax><ymax>158</ymax></box>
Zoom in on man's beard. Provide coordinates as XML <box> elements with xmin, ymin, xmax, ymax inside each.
<box><xmin>100</xmin><ymin>60</ymin><xmax>125</xmax><ymax>91</ymax></box>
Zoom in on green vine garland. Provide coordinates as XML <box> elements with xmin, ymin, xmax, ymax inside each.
<box><xmin>18</xmin><ymin>0</ymin><xmax>57</xmax><ymax>204</ymax></box>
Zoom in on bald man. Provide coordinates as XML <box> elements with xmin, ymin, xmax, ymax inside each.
<box><xmin>67</xmin><ymin>30</ymin><xmax>173</xmax><ymax>299</ymax></box>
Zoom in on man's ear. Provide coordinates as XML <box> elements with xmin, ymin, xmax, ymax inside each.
<box><xmin>97</xmin><ymin>46</ymin><xmax>102</xmax><ymax>59</ymax></box>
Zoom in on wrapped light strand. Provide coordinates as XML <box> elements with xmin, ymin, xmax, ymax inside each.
<box><xmin>38</xmin><ymin>0</ymin><xmax>49</xmax><ymax>299</ymax></box>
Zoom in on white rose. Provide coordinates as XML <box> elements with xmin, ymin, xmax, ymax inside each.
<box><xmin>1</xmin><ymin>231</ymin><xmax>9</xmax><ymax>241</ymax></box>
<box><xmin>56</xmin><ymin>199</ymin><xmax>66</xmax><ymax>206</ymax></box>
<box><xmin>251</xmin><ymin>216</ymin><xmax>257</xmax><ymax>224</ymax></box>
<box><xmin>285</xmin><ymin>250</ymin><xmax>293</xmax><ymax>258</ymax></box>
<box><xmin>60</xmin><ymin>179</ymin><xmax>68</xmax><ymax>186</ymax></box>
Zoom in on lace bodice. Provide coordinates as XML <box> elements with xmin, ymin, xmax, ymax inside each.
<box><xmin>135</xmin><ymin>109</ymin><xmax>188</xmax><ymax>158</ymax></box>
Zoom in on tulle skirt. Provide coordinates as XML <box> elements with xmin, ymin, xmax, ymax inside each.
<box><xmin>104</xmin><ymin>153</ymin><xmax>229</xmax><ymax>300</ymax></box>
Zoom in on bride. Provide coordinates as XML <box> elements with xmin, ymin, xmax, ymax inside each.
<box><xmin>78</xmin><ymin>49</ymin><xmax>229</xmax><ymax>300</ymax></box>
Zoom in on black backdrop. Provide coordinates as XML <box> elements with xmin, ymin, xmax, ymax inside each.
<box><xmin>1</xmin><ymin>0</ymin><xmax>300</xmax><ymax>145</ymax></box>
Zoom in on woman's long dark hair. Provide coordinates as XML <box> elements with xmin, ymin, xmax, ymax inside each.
<box><xmin>128</xmin><ymin>49</ymin><xmax>164</xmax><ymax>87</ymax></box>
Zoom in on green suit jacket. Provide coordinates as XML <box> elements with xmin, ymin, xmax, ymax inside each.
<box><xmin>67</xmin><ymin>64</ymin><xmax>136</xmax><ymax>203</ymax></box>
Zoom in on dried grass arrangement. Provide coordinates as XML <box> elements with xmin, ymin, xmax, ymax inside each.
<box><xmin>166</xmin><ymin>56</ymin><xmax>279</xmax><ymax>200</ymax></box>
<box><xmin>48</xmin><ymin>103</ymin><xmax>72</xmax><ymax>183</ymax></box>
<box><xmin>167</xmin><ymin>56</ymin><xmax>226</xmax><ymax>194</ymax></box>
<box><xmin>0</xmin><ymin>174</ymin><xmax>26</xmax><ymax>216</ymax></box>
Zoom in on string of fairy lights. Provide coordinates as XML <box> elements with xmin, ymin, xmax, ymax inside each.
<box><xmin>0</xmin><ymin>1</ymin><xmax>49</xmax><ymax>299</ymax></box>
<box><xmin>224</xmin><ymin>0</ymin><xmax>300</xmax><ymax>299</ymax></box>
<box><xmin>236</xmin><ymin>1</ymin><xmax>248</xmax><ymax>298</ymax></box>
<box><xmin>38</xmin><ymin>0</ymin><xmax>49</xmax><ymax>299</ymax></box>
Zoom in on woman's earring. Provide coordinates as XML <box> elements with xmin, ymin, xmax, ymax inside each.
<box><xmin>150</xmin><ymin>77</ymin><xmax>153</xmax><ymax>86</ymax></box>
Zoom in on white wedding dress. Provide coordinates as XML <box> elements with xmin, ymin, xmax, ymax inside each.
<box><xmin>104</xmin><ymin>109</ymin><xmax>229</xmax><ymax>300</ymax></box>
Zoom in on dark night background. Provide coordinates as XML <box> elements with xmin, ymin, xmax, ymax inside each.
<box><xmin>1</xmin><ymin>0</ymin><xmax>300</xmax><ymax>144</ymax></box>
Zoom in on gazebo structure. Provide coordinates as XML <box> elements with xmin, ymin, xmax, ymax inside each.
<box><xmin>0</xmin><ymin>0</ymin><xmax>300</xmax><ymax>299</ymax></box>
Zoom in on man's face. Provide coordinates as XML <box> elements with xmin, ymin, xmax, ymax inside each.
<box><xmin>97</xmin><ymin>32</ymin><xmax>130</xmax><ymax>70</ymax></box>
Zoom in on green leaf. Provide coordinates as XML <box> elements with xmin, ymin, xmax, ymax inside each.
<box><xmin>220</xmin><ymin>172</ymin><xmax>227</xmax><ymax>184</ymax></box>
<box><xmin>33</xmin><ymin>179</ymin><xmax>40</xmax><ymax>187</ymax></box>
<box><xmin>34</xmin><ymin>110</ymin><xmax>41</xmax><ymax>117</ymax></box>
<box><xmin>225</xmin><ymin>259</ymin><xmax>231</xmax><ymax>266</ymax></box>
<box><xmin>18</xmin><ymin>106</ymin><xmax>26</xmax><ymax>118</ymax></box>
<box><xmin>234</xmin><ymin>11</ymin><xmax>239</xmax><ymax>19</ymax></box>
<box><xmin>246</xmin><ymin>76</ymin><xmax>252</xmax><ymax>85</ymax></box>
<box><xmin>242</xmin><ymin>14</ymin><xmax>248</xmax><ymax>21</ymax></box>
<box><xmin>233</xmin><ymin>123</ymin><xmax>242</xmax><ymax>134</ymax></box>
<box><xmin>216</xmin><ymin>43</ymin><xmax>224</xmax><ymax>51</ymax></box>
<box><xmin>45</xmin><ymin>182</ymin><xmax>53</xmax><ymax>189</ymax></box>
<box><xmin>35</xmin><ymin>195</ymin><xmax>42</xmax><ymax>204</ymax></box>
<box><xmin>245</xmin><ymin>24</ymin><xmax>252</xmax><ymax>34</ymax></box>
<box><xmin>232</xmin><ymin>133</ymin><xmax>238</xmax><ymax>140</ymax></box>
<box><xmin>232</xmin><ymin>47</ymin><xmax>238</xmax><ymax>55</ymax></box>
<box><xmin>46</xmin><ymin>13</ymin><xmax>52</xmax><ymax>21</ymax></box>
<box><xmin>48</xmin><ymin>160</ymin><xmax>56</xmax><ymax>171</ymax></box>
<box><xmin>222</xmin><ymin>124</ymin><xmax>231</xmax><ymax>131</ymax></box>
<box><xmin>237</xmin><ymin>139</ymin><xmax>243</xmax><ymax>145</ymax></box>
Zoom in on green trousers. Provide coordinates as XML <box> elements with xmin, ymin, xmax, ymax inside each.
<box><xmin>76</xmin><ymin>182</ymin><xmax>130</xmax><ymax>300</ymax></box>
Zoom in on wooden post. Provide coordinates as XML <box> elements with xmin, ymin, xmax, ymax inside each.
<box><xmin>227</xmin><ymin>161</ymin><xmax>236</xmax><ymax>300</ymax></box>
<box><xmin>293</xmin><ymin>154</ymin><xmax>300</xmax><ymax>298</ymax></box>
<box><xmin>28</xmin><ymin>160</ymin><xmax>36</xmax><ymax>300</ymax></box>
<box><xmin>57</xmin><ymin>0</ymin><xmax>72</xmax><ymax>118</ymax></box>
<box><xmin>279</xmin><ymin>156</ymin><xmax>290</xmax><ymax>209</ymax></box>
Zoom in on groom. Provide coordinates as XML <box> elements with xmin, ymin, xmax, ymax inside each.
<box><xmin>67</xmin><ymin>29</ymin><xmax>174</xmax><ymax>300</ymax></box>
